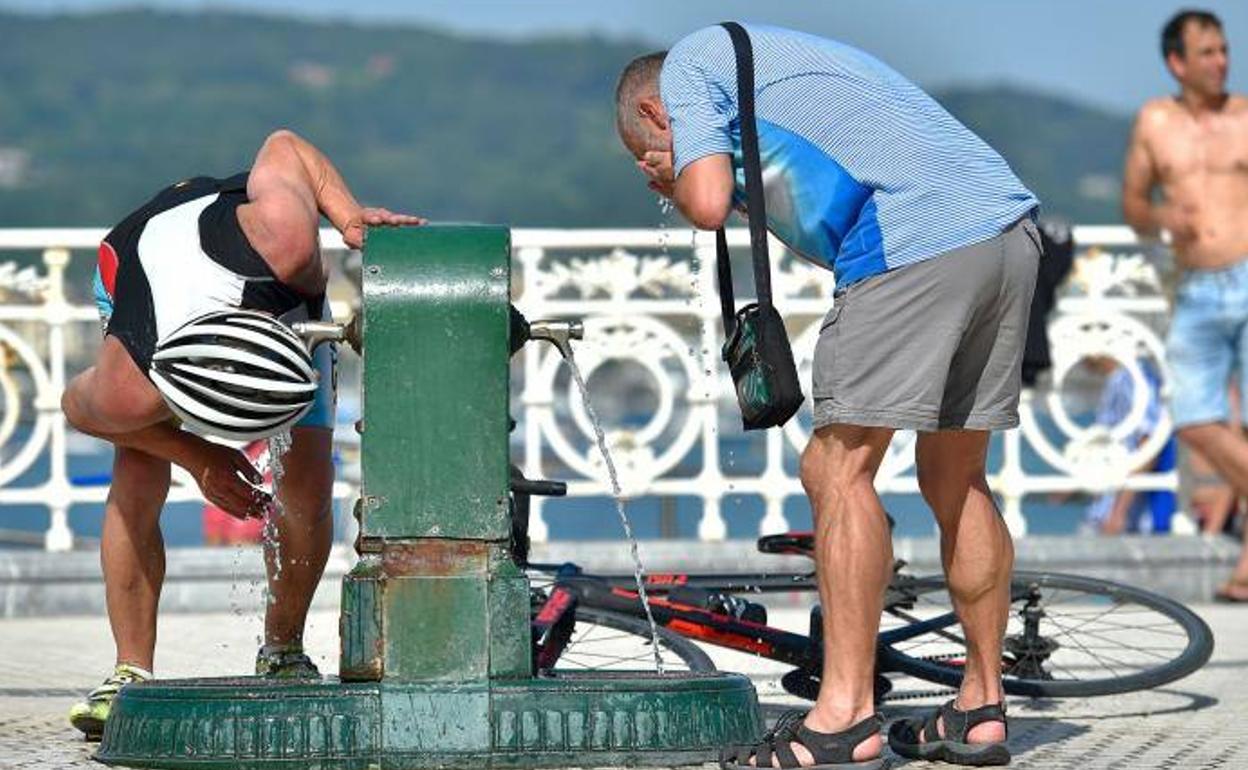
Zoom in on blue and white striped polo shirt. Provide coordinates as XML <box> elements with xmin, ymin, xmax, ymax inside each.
<box><xmin>662</xmin><ymin>24</ymin><xmax>1039</xmax><ymax>288</ymax></box>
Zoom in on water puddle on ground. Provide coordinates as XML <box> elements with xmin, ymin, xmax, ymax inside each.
<box><xmin>564</xmin><ymin>354</ymin><xmax>666</xmax><ymax>672</ymax></box>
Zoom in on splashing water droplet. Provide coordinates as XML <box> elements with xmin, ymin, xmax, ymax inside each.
<box><xmin>230</xmin><ymin>542</ymin><xmax>244</xmax><ymax>618</ymax></box>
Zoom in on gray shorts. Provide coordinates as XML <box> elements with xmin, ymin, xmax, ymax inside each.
<box><xmin>812</xmin><ymin>217</ymin><xmax>1042</xmax><ymax>432</ymax></box>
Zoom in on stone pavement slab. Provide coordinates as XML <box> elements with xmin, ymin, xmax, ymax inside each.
<box><xmin>1</xmin><ymin>604</ymin><xmax>1245</xmax><ymax>769</ymax></box>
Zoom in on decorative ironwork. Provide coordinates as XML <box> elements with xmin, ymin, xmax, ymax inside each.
<box><xmin>0</xmin><ymin>227</ymin><xmax>1181</xmax><ymax>550</ymax></box>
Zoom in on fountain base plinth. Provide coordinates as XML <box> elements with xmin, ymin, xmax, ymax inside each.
<box><xmin>95</xmin><ymin>671</ymin><xmax>761</xmax><ymax>769</ymax></box>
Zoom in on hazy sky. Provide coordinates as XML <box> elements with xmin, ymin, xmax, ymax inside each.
<box><xmin>4</xmin><ymin>0</ymin><xmax>1247</xmax><ymax>113</ymax></box>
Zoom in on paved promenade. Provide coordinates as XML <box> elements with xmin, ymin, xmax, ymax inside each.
<box><xmin>0</xmin><ymin>602</ymin><xmax>1244</xmax><ymax>769</ymax></box>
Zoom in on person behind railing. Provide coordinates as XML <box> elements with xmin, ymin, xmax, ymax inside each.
<box><xmin>615</xmin><ymin>23</ymin><xmax>1039</xmax><ymax>768</ymax></box>
<box><xmin>58</xmin><ymin>129</ymin><xmax>422</xmax><ymax>739</ymax></box>
<box><xmin>1021</xmin><ymin>220</ymin><xmax>1075</xmax><ymax>388</ymax></box>
<box><xmin>1121</xmin><ymin>9</ymin><xmax>1248</xmax><ymax>602</ymax></box>
<box><xmin>1080</xmin><ymin>355</ymin><xmax>1177</xmax><ymax>534</ymax></box>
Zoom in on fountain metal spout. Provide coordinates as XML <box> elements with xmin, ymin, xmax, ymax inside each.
<box><xmin>527</xmin><ymin>318</ymin><xmax>584</xmax><ymax>361</ymax></box>
<box><xmin>290</xmin><ymin>315</ymin><xmax>362</xmax><ymax>355</ymax></box>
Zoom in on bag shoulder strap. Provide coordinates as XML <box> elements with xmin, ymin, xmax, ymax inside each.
<box><xmin>720</xmin><ymin>21</ymin><xmax>773</xmax><ymax>307</ymax></box>
<box><xmin>716</xmin><ymin>229</ymin><xmax>736</xmax><ymax>334</ymax></box>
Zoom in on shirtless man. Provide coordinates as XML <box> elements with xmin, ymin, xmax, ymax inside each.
<box><xmin>1122</xmin><ymin>9</ymin><xmax>1248</xmax><ymax>600</ymax></box>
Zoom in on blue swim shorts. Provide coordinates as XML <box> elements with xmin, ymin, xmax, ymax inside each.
<box><xmin>1166</xmin><ymin>260</ymin><xmax>1248</xmax><ymax>428</ymax></box>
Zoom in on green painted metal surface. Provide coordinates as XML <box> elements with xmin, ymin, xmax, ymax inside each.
<box><xmin>96</xmin><ymin>673</ymin><xmax>762</xmax><ymax>769</ymax></box>
<box><xmin>348</xmin><ymin>226</ymin><xmax>529</xmax><ymax>686</ymax></box>
<box><xmin>97</xmin><ymin>678</ymin><xmax>381</xmax><ymax>770</ymax></box>
<box><xmin>487</xmin><ymin>558</ymin><xmax>531</xmax><ymax>680</ymax></box>
<box><xmin>339</xmin><ymin>558</ymin><xmax>384</xmax><ymax>681</ymax></box>
<box><xmin>385</xmin><ymin>573</ymin><xmax>489</xmax><ymax>681</ymax></box>
<box><xmin>360</xmin><ymin>226</ymin><xmax>511</xmax><ymax>542</ymax></box>
<box><xmin>340</xmin><ymin>541</ymin><xmax>530</xmax><ymax>683</ymax></box>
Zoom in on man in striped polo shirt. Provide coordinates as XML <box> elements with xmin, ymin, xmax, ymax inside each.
<box><xmin>616</xmin><ymin>24</ymin><xmax>1040</xmax><ymax>768</ymax></box>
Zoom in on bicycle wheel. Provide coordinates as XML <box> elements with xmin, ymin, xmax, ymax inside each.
<box><xmin>545</xmin><ymin>606</ymin><xmax>716</xmax><ymax>673</ymax></box>
<box><xmin>879</xmin><ymin>570</ymin><xmax>1214</xmax><ymax>697</ymax></box>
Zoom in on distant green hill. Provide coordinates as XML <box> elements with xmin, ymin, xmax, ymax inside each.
<box><xmin>938</xmin><ymin>87</ymin><xmax>1131</xmax><ymax>224</ymax></box>
<box><xmin>0</xmin><ymin>9</ymin><xmax>1132</xmax><ymax>229</ymax></box>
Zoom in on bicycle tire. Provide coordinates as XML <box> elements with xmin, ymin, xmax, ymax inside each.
<box><xmin>546</xmin><ymin>606</ymin><xmax>717</xmax><ymax>673</ymax></box>
<box><xmin>880</xmin><ymin>570</ymin><xmax>1214</xmax><ymax>697</ymax></box>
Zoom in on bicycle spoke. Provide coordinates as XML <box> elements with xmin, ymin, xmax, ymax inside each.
<box><xmin>1049</xmin><ymin>626</ymin><xmax>1176</xmax><ymax>663</ymax></box>
<box><xmin>542</xmin><ymin>609</ymin><xmax>704</xmax><ymax>672</ymax></box>
<box><xmin>1054</xmin><ymin>618</ymin><xmax>1188</xmax><ymax>638</ymax></box>
<box><xmin>883</xmin><ymin>574</ymin><xmax>1210</xmax><ymax>696</ymax></box>
<box><xmin>1044</xmin><ymin>603</ymin><xmax>1124</xmax><ymax>639</ymax></box>
<box><xmin>1041</xmin><ymin>613</ymin><xmax>1138</xmax><ymax>675</ymax></box>
<box><xmin>1042</xmin><ymin>656</ymin><xmax>1082</xmax><ymax>682</ymax></box>
<box><xmin>1057</xmin><ymin>619</ymin><xmax>1187</xmax><ymax>642</ymax></box>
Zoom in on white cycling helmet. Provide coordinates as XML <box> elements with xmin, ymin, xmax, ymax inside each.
<box><xmin>149</xmin><ymin>308</ymin><xmax>318</xmax><ymax>441</ymax></box>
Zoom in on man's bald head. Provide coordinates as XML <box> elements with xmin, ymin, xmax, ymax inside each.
<box><xmin>615</xmin><ymin>51</ymin><xmax>668</xmax><ymax>157</ymax></box>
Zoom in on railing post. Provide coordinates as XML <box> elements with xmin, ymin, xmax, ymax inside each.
<box><xmin>41</xmin><ymin>247</ymin><xmax>74</xmax><ymax>551</ymax></box>
<box><xmin>694</xmin><ymin>238</ymin><xmax>726</xmax><ymax>541</ymax></box>
<box><xmin>999</xmin><ymin>422</ymin><xmax>1028</xmax><ymax>538</ymax></box>
<box><xmin>759</xmin><ymin>433</ymin><xmax>789</xmax><ymax>535</ymax></box>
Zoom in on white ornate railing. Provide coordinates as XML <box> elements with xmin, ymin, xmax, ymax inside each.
<box><xmin>1</xmin><ymin>226</ymin><xmax>1180</xmax><ymax>550</ymax></box>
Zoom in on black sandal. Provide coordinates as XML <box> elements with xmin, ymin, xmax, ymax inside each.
<box><xmin>720</xmin><ymin>709</ymin><xmax>889</xmax><ymax>770</ymax></box>
<box><xmin>887</xmin><ymin>699</ymin><xmax>1009</xmax><ymax>766</ymax></box>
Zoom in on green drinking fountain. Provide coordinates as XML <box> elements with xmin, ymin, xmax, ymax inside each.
<box><xmin>95</xmin><ymin>225</ymin><xmax>761</xmax><ymax>769</ymax></box>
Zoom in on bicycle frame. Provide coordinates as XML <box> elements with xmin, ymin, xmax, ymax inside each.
<box><xmin>529</xmin><ymin>563</ymin><xmax>969</xmax><ymax>676</ymax></box>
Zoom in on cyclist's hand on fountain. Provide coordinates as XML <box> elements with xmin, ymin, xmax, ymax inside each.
<box><xmin>639</xmin><ymin>151</ymin><xmax>675</xmax><ymax>198</ymax></box>
<box><xmin>187</xmin><ymin>441</ymin><xmax>272</xmax><ymax>519</ymax></box>
<box><xmin>341</xmin><ymin>207</ymin><xmax>427</xmax><ymax>250</ymax></box>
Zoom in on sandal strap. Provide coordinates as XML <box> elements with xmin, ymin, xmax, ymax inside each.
<box><xmin>794</xmin><ymin>714</ymin><xmax>884</xmax><ymax>765</ymax></box>
<box><xmin>773</xmin><ymin>739</ymin><xmax>800</xmax><ymax>768</ymax></box>
<box><xmin>771</xmin><ymin>709</ymin><xmax>807</xmax><ymax>739</ymax></box>
<box><xmin>755</xmin><ymin>742</ymin><xmax>776</xmax><ymax>769</ymax></box>
<box><xmin>725</xmin><ymin>711</ymin><xmax>882</xmax><ymax>769</ymax></box>
<box><xmin>720</xmin><ymin>710</ymin><xmax>805</xmax><ymax>770</ymax></box>
<box><xmin>937</xmin><ymin>699</ymin><xmax>1008</xmax><ymax>742</ymax></box>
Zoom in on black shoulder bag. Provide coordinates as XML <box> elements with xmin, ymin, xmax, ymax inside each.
<box><xmin>716</xmin><ymin>21</ymin><xmax>804</xmax><ymax>430</ymax></box>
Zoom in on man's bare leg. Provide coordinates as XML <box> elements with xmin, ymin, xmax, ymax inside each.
<box><xmin>1214</xmin><ymin>485</ymin><xmax>1248</xmax><ymax>599</ymax></box>
<box><xmin>778</xmin><ymin>423</ymin><xmax>895</xmax><ymax>765</ymax></box>
<box><xmin>262</xmin><ymin>426</ymin><xmax>334</xmax><ymax>647</ymax></box>
<box><xmin>1178</xmin><ymin>424</ymin><xmax>1248</xmax><ymax>597</ymax></box>
<box><xmin>916</xmin><ymin>429</ymin><xmax>1011</xmax><ymax>745</ymax></box>
<box><xmin>101</xmin><ymin>447</ymin><xmax>171</xmax><ymax>672</ymax></box>
<box><xmin>1178</xmin><ymin>424</ymin><xmax>1248</xmax><ymax>496</ymax></box>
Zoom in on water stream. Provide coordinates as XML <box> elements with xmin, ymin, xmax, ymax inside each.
<box><xmin>564</xmin><ymin>357</ymin><xmax>666</xmax><ymax>672</ymax></box>
<box><xmin>263</xmin><ymin>430</ymin><xmax>294</xmax><ymax>599</ymax></box>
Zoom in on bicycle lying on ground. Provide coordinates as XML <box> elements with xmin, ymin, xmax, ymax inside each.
<box><xmin>510</xmin><ymin>468</ymin><xmax>1215</xmax><ymax>702</ymax></box>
